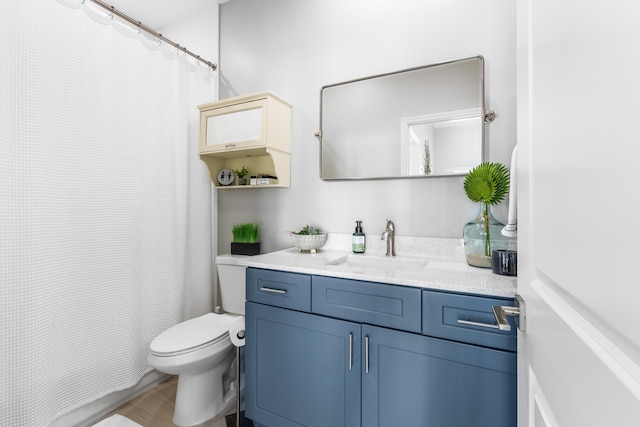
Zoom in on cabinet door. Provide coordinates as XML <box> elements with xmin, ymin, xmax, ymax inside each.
<box><xmin>200</xmin><ymin>99</ymin><xmax>267</xmax><ymax>153</ymax></box>
<box><xmin>362</xmin><ymin>325</ymin><xmax>516</xmax><ymax>427</ymax></box>
<box><xmin>245</xmin><ymin>302</ymin><xmax>361</xmax><ymax>427</ymax></box>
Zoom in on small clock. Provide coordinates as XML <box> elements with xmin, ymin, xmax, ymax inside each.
<box><xmin>217</xmin><ymin>168</ymin><xmax>235</xmax><ymax>186</ymax></box>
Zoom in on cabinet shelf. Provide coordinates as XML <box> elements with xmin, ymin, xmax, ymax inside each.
<box><xmin>198</xmin><ymin>92</ymin><xmax>291</xmax><ymax>189</ymax></box>
<box><xmin>199</xmin><ymin>147</ymin><xmax>290</xmax><ymax>188</ymax></box>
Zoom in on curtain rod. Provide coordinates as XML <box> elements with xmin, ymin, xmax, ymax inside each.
<box><xmin>88</xmin><ymin>0</ymin><xmax>217</xmax><ymax>71</ymax></box>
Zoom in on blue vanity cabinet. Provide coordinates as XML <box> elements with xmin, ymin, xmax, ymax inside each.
<box><xmin>245</xmin><ymin>268</ymin><xmax>516</xmax><ymax>427</ymax></box>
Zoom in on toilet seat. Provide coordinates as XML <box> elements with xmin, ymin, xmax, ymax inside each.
<box><xmin>150</xmin><ymin>313</ymin><xmax>231</xmax><ymax>357</ymax></box>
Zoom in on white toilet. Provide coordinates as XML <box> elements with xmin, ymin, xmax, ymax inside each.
<box><xmin>148</xmin><ymin>255</ymin><xmax>246</xmax><ymax>427</ymax></box>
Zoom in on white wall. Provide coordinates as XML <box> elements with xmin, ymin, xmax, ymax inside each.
<box><xmin>161</xmin><ymin>4</ymin><xmax>219</xmax><ymax>67</ymax></box>
<box><xmin>218</xmin><ymin>0</ymin><xmax>516</xmax><ymax>254</ymax></box>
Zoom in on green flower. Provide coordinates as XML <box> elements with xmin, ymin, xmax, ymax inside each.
<box><xmin>464</xmin><ymin>162</ymin><xmax>510</xmax><ymax>205</ymax></box>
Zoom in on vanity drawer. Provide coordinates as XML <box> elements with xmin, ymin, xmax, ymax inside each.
<box><xmin>246</xmin><ymin>268</ymin><xmax>311</xmax><ymax>312</ymax></box>
<box><xmin>422</xmin><ymin>290</ymin><xmax>517</xmax><ymax>352</ymax></box>
<box><xmin>312</xmin><ymin>276</ymin><xmax>422</xmax><ymax>333</ymax></box>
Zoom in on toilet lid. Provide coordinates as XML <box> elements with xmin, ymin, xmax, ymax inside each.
<box><xmin>150</xmin><ymin>313</ymin><xmax>230</xmax><ymax>355</ymax></box>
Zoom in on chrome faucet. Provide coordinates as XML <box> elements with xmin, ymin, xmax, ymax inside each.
<box><xmin>380</xmin><ymin>218</ymin><xmax>396</xmax><ymax>257</ymax></box>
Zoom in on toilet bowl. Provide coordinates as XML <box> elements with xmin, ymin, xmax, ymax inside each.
<box><xmin>148</xmin><ymin>313</ymin><xmax>238</xmax><ymax>426</ymax></box>
<box><xmin>147</xmin><ymin>255</ymin><xmax>246</xmax><ymax>427</ymax></box>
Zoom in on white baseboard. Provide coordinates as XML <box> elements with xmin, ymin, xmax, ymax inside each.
<box><xmin>50</xmin><ymin>370</ymin><xmax>170</xmax><ymax>427</ymax></box>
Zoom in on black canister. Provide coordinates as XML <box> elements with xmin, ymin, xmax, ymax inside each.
<box><xmin>491</xmin><ymin>250</ymin><xmax>517</xmax><ymax>276</ymax></box>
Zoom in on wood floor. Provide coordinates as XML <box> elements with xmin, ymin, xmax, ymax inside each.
<box><xmin>104</xmin><ymin>376</ymin><xmax>229</xmax><ymax>427</ymax></box>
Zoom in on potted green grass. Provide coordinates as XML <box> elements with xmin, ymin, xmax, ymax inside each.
<box><xmin>462</xmin><ymin>162</ymin><xmax>510</xmax><ymax>268</ymax></box>
<box><xmin>231</xmin><ymin>222</ymin><xmax>260</xmax><ymax>255</ymax></box>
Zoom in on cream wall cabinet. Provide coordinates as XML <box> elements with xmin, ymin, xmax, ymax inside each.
<box><xmin>198</xmin><ymin>92</ymin><xmax>291</xmax><ymax>188</ymax></box>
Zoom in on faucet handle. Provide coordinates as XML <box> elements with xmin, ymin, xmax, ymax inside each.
<box><xmin>385</xmin><ymin>218</ymin><xmax>395</xmax><ymax>230</ymax></box>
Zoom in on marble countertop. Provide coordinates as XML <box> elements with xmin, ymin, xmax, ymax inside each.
<box><xmin>218</xmin><ymin>234</ymin><xmax>517</xmax><ymax>298</ymax></box>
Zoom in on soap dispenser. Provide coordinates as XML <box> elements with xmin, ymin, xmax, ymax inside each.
<box><xmin>352</xmin><ymin>221</ymin><xmax>366</xmax><ymax>253</ymax></box>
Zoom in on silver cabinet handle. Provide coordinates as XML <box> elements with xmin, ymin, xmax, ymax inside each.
<box><xmin>348</xmin><ymin>333</ymin><xmax>353</xmax><ymax>371</ymax></box>
<box><xmin>457</xmin><ymin>319</ymin><xmax>500</xmax><ymax>329</ymax></box>
<box><xmin>259</xmin><ymin>287</ymin><xmax>286</xmax><ymax>294</ymax></box>
<box><xmin>364</xmin><ymin>335</ymin><xmax>370</xmax><ymax>374</ymax></box>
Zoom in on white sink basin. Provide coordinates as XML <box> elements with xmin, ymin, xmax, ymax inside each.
<box><xmin>325</xmin><ymin>254</ymin><xmax>428</xmax><ymax>276</ymax></box>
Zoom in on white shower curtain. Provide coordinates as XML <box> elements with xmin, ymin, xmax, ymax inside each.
<box><xmin>0</xmin><ymin>1</ymin><xmax>216</xmax><ymax>426</ymax></box>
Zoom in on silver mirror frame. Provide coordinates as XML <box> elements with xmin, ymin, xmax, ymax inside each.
<box><xmin>317</xmin><ymin>55</ymin><xmax>494</xmax><ymax>181</ymax></box>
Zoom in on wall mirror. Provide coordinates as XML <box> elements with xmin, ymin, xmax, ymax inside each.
<box><xmin>318</xmin><ymin>55</ymin><xmax>494</xmax><ymax>180</ymax></box>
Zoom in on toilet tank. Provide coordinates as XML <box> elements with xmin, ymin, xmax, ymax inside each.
<box><xmin>215</xmin><ymin>255</ymin><xmax>247</xmax><ymax>315</ymax></box>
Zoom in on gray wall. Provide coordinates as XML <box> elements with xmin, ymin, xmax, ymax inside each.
<box><xmin>218</xmin><ymin>0</ymin><xmax>516</xmax><ymax>254</ymax></box>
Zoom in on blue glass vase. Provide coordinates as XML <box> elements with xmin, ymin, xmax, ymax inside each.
<box><xmin>463</xmin><ymin>203</ymin><xmax>508</xmax><ymax>268</ymax></box>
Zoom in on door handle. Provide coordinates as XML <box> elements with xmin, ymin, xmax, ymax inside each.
<box><xmin>492</xmin><ymin>294</ymin><xmax>526</xmax><ymax>332</ymax></box>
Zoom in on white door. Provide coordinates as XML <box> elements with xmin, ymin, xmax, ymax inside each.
<box><xmin>517</xmin><ymin>0</ymin><xmax>640</xmax><ymax>425</ymax></box>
